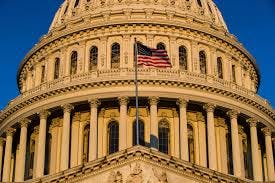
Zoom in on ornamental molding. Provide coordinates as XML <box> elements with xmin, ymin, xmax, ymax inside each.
<box><xmin>18</xmin><ymin>23</ymin><xmax>259</xmax><ymax>88</ymax></box>
<box><xmin>0</xmin><ymin>75</ymin><xmax>274</xmax><ymax>132</ymax></box>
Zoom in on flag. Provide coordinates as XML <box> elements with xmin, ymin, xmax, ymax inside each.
<box><xmin>136</xmin><ymin>42</ymin><xmax>172</xmax><ymax>68</ymax></box>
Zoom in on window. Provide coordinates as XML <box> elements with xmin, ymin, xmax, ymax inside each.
<box><xmin>197</xmin><ymin>0</ymin><xmax>202</xmax><ymax>7</ymax></box>
<box><xmin>54</xmin><ymin>58</ymin><xmax>60</xmax><ymax>79</ymax></box>
<box><xmin>217</xmin><ymin>57</ymin><xmax>223</xmax><ymax>79</ymax></box>
<box><xmin>108</xmin><ymin>121</ymin><xmax>119</xmax><ymax>154</ymax></box>
<box><xmin>111</xmin><ymin>43</ymin><xmax>120</xmax><ymax>68</ymax></box>
<box><xmin>187</xmin><ymin>124</ymin><xmax>195</xmax><ymax>163</ymax></box>
<box><xmin>158</xmin><ymin>119</ymin><xmax>170</xmax><ymax>154</ymax></box>
<box><xmin>83</xmin><ymin>125</ymin><xmax>90</xmax><ymax>163</ymax></box>
<box><xmin>133</xmin><ymin>120</ymin><xmax>145</xmax><ymax>146</ymax></box>
<box><xmin>207</xmin><ymin>3</ymin><xmax>213</xmax><ymax>14</ymax></box>
<box><xmin>41</xmin><ymin>65</ymin><xmax>46</xmax><ymax>83</ymax></box>
<box><xmin>89</xmin><ymin>46</ymin><xmax>98</xmax><ymax>71</ymax></box>
<box><xmin>232</xmin><ymin>65</ymin><xmax>236</xmax><ymax>83</ymax></box>
<box><xmin>157</xmin><ymin>42</ymin><xmax>166</xmax><ymax>50</ymax></box>
<box><xmin>70</xmin><ymin>51</ymin><xmax>78</xmax><ymax>75</ymax></box>
<box><xmin>74</xmin><ymin>0</ymin><xmax>80</xmax><ymax>8</ymax></box>
<box><xmin>199</xmin><ymin>51</ymin><xmax>207</xmax><ymax>74</ymax></box>
<box><xmin>179</xmin><ymin>46</ymin><xmax>187</xmax><ymax>70</ymax></box>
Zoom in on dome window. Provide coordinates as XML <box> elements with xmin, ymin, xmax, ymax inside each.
<box><xmin>158</xmin><ymin>119</ymin><xmax>170</xmax><ymax>154</ymax></box>
<box><xmin>232</xmin><ymin>65</ymin><xmax>236</xmax><ymax>83</ymax></box>
<box><xmin>111</xmin><ymin>43</ymin><xmax>120</xmax><ymax>69</ymax></box>
<box><xmin>54</xmin><ymin>58</ymin><xmax>60</xmax><ymax>79</ymax></box>
<box><xmin>70</xmin><ymin>51</ymin><xmax>78</xmax><ymax>75</ymax></box>
<box><xmin>197</xmin><ymin>0</ymin><xmax>203</xmax><ymax>7</ymax></box>
<box><xmin>89</xmin><ymin>46</ymin><xmax>98</xmax><ymax>71</ymax></box>
<box><xmin>157</xmin><ymin>42</ymin><xmax>166</xmax><ymax>50</ymax></box>
<box><xmin>74</xmin><ymin>0</ymin><xmax>80</xmax><ymax>8</ymax></box>
<box><xmin>199</xmin><ymin>51</ymin><xmax>207</xmax><ymax>74</ymax></box>
<box><xmin>133</xmin><ymin>119</ymin><xmax>145</xmax><ymax>146</ymax></box>
<box><xmin>188</xmin><ymin>124</ymin><xmax>195</xmax><ymax>163</ymax></box>
<box><xmin>108</xmin><ymin>121</ymin><xmax>119</xmax><ymax>154</ymax></box>
<box><xmin>217</xmin><ymin>57</ymin><xmax>223</xmax><ymax>79</ymax></box>
<box><xmin>179</xmin><ymin>46</ymin><xmax>187</xmax><ymax>70</ymax></box>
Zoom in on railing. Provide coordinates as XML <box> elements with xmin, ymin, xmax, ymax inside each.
<box><xmin>1</xmin><ymin>68</ymin><xmax>273</xmax><ymax>119</ymax></box>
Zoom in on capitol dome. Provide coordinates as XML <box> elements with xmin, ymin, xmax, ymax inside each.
<box><xmin>0</xmin><ymin>0</ymin><xmax>274</xmax><ymax>182</ymax></box>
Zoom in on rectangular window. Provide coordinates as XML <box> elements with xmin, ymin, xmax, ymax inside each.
<box><xmin>232</xmin><ymin>65</ymin><xmax>236</xmax><ymax>83</ymax></box>
<box><xmin>41</xmin><ymin>66</ymin><xmax>46</xmax><ymax>83</ymax></box>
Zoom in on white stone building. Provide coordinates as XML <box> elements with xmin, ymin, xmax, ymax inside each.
<box><xmin>0</xmin><ymin>0</ymin><xmax>274</xmax><ymax>182</ymax></box>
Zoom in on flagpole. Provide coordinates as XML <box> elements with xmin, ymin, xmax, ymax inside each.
<box><xmin>134</xmin><ymin>38</ymin><xmax>139</xmax><ymax>145</ymax></box>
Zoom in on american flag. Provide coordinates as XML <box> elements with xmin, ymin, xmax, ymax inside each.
<box><xmin>136</xmin><ymin>42</ymin><xmax>172</xmax><ymax>68</ymax></box>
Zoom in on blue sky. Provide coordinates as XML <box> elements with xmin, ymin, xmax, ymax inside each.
<box><xmin>0</xmin><ymin>0</ymin><xmax>274</xmax><ymax>110</ymax></box>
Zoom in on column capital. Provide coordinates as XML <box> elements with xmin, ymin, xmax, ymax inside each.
<box><xmin>262</xmin><ymin>127</ymin><xmax>272</xmax><ymax>136</ymax></box>
<box><xmin>149</xmin><ymin>96</ymin><xmax>159</xmax><ymax>106</ymax></box>
<box><xmin>177</xmin><ymin>97</ymin><xmax>188</xmax><ymax>108</ymax></box>
<box><xmin>62</xmin><ymin>104</ymin><xmax>74</xmax><ymax>113</ymax></box>
<box><xmin>6</xmin><ymin>128</ymin><xmax>16</xmax><ymax>137</ymax></box>
<box><xmin>20</xmin><ymin>119</ymin><xmax>31</xmax><ymax>128</ymax></box>
<box><xmin>226</xmin><ymin>110</ymin><xmax>239</xmax><ymax>119</ymax></box>
<box><xmin>203</xmin><ymin>103</ymin><xmax>215</xmax><ymax>113</ymax></box>
<box><xmin>0</xmin><ymin>137</ymin><xmax>5</xmax><ymax>145</ymax></box>
<box><xmin>246</xmin><ymin>118</ymin><xmax>258</xmax><ymax>127</ymax></box>
<box><xmin>89</xmin><ymin>98</ymin><xmax>101</xmax><ymax>108</ymax></box>
<box><xmin>39</xmin><ymin>109</ymin><xmax>50</xmax><ymax>120</ymax></box>
<box><xmin>118</xmin><ymin>96</ymin><xmax>129</xmax><ymax>106</ymax></box>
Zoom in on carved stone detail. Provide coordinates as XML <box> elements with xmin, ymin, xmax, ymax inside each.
<box><xmin>262</xmin><ymin>127</ymin><xmax>272</xmax><ymax>136</ymax></box>
<box><xmin>6</xmin><ymin>128</ymin><xmax>16</xmax><ymax>137</ymax></box>
<box><xmin>118</xmin><ymin>96</ymin><xmax>129</xmax><ymax>106</ymax></box>
<box><xmin>107</xmin><ymin>171</ymin><xmax>123</xmax><ymax>183</ymax></box>
<box><xmin>177</xmin><ymin>97</ymin><xmax>188</xmax><ymax>108</ymax></box>
<box><xmin>246</xmin><ymin>118</ymin><xmax>257</xmax><ymax>127</ymax></box>
<box><xmin>149</xmin><ymin>96</ymin><xmax>159</xmax><ymax>106</ymax></box>
<box><xmin>152</xmin><ymin>168</ymin><xmax>168</xmax><ymax>183</ymax></box>
<box><xmin>39</xmin><ymin>109</ymin><xmax>50</xmax><ymax>120</ymax></box>
<box><xmin>203</xmin><ymin>103</ymin><xmax>215</xmax><ymax>113</ymax></box>
<box><xmin>62</xmin><ymin>103</ymin><xmax>74</xmax><ymax>113</ymax></box>
<box><xmin>89</xmin><ymin>98</ymin><xmax>101</xmax><ymax>108</ymax></box>
<box><xmin>126</xmin><ymin>163</ymin><xmax>143</xmax><ymax>183</ymax></box>
<box><xmin>226</xmin><ymin>110</ymin><xmax>238</xmax><ymax>119</ymax></box>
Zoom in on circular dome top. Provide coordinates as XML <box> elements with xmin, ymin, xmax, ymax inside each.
<box><xmin>49</xmin><ymin>0</ymin><xmax>228</xmax><ymax>32</ymax></box>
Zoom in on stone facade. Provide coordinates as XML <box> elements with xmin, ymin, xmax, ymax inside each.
<box><xmin>0</xmin><ymin>0</ymin><xmax>274</xmax><ymax>182</ymax></box>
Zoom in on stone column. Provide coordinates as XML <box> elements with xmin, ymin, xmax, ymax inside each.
<box><xmin>15</xmin><ymin>119</ymin><xmax>30</xmax><ymax>182</ymax></box>
<box><xmin>36</xmin><ymin>110</ymin><xmax>50</xmax><ymax>177</ymax></box>
<box><xmin>227</xmin><ymin>110</ymin><xmax>242</xmax><ymax>177</ymax></box>
<box><xmin>204</xmin><ymin>103</ymin><xmax>217</xmax><ymax>170</ymax></box>
<box><xmin>89</xmin><ymin>98</ymin><xmax>101</xmax><ymax>161</ymax></box>
<box><xmin>61</xmin><ymin>104</ymin><xmax>74</xmax><ymax>171</ymax></box>
<box><xmin>149</xmin><ymin>97</ymin><xmax>159</xmax><ymax>150</ymax></box>
<box><xmin>247</xmin><ymin>118</ymin><xmax>263</xmax><ymax>181</ymax></box>
<box><xmin>2</xmin><ymin>128</ymin><xmax>16</xmax><ymax>182</ymax></box>
<box><xmin>177</xmin><ymin>98</ymin><xmax>189</xmax><ymax>161</ymax></box>
<box><xmin>262</xmin><ymin>127</ymin><xmax>275</xmax><ymax>181</ymax></box>
<box><xmin>0</xmin><ymin>138</ymin><xmax>4</xmax><ymax>181</ymax></box>
<box><xmin>119</xmin><ymin>97</ymin><xmax>128</xmax><ymax>151</ymax></box>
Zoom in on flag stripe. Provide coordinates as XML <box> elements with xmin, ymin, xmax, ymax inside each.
<box><xmin>136</xmin><ymin>43</ymin><xmax>171</xmax><ymax>68</ymax></box>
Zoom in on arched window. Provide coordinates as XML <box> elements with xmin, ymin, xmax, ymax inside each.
<box><xmin>199</xmin><ymin>51</ymin><xmax>207</xmax><ymax>74</ymax></box>
<box><xmin>187</xmin><ymin>124</ymin><xmax>195</xmax><ymax>163</ymax></box>
<box><xmin>54</xmin><ymin>58</ymin><xmax>60</xmax><ymax>79</ymax></box>
<box><xmin>157</xmin><ymin>42</ymin><xmax>166</xmax><ymax>50</ymax></box>
<box><xmin>89</xmin><ymin>46</ymin><xmax>98</xmax><ymax>71</ymax></box>
<box><xmin>197</xmin><ymin>0</ymin><xmax>202</xmax><ymax>7</ymax></box>
<box><xmin>111</xmin><ymin>43</ymin><xmax>120</xmax><ymax>68</ymax></box>
<box><xmin>74</xmin><ymin>0</ymin><xmax>80</xmax><ymax>8</ymax></box>
<box><xmin>217</xmin><ymin>57</ymin><xmax>223</xmax><ymax>79</ymax></box>
<box><xmin>83</xmin><ymin>125</ymin><xmax>90</xmax><ymax>163</ymax></box>
<box><xmin>70</xmin><ymin>51</ymin><xmax>78</xmax><ymax>75</ymax></box>
<box><xmin>133</xmin><ymin>120</ymin><xmax>145</xmax><ymax>146</ymax></box>
<box><xmin>179</xmin><ymin>46</ymin><xmax>187</xmax><ymax>70</ymax></box>
<box><xmin>108</xmin><ymin>121</ymin><xmax>119</xmax><ymax>154</ymax></box>
<box><xmin>158</xmin><ymin>119</ymin><xmax>170</xmax><ymax>154</ymax></box>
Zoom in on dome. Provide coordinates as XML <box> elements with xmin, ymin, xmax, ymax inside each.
<box><xmin>49</xmin><ymin>0</ymin><xmax>228</xmax><ymax>32</ymax></box>
<box><xmin>1</xmin><ymin>1</ymin><xmax>274</xmax><ymax>183</ymax></box>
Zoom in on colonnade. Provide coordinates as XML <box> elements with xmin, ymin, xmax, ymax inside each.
<box><xmin>0</xmin><ymin>97</ymin><xmax>274</xmax><ymax>182</ymax></box>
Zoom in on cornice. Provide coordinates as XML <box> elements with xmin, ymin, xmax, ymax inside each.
<box><xmin>17</xmin><ymin>21</ymin><xmax>260</xmax><ymax>91</ymax></box>
<box><xmin>1</xmin><ymin>70</ymin><xmax>274</xmax><ymax>130</ymax></box>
